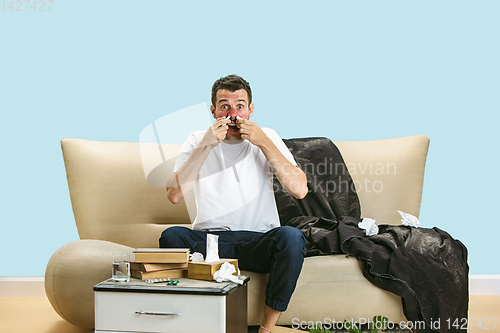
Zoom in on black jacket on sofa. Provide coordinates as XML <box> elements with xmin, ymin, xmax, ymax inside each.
<box><xmin>274</xmin><ymin>137</ymin><xmax>468</xmax><ymax>333</ymax></box>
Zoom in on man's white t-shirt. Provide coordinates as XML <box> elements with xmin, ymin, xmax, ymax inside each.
<box><xmin>173</xmin><ymin>128</ymin><xmax>298</xmax><ymax>232</ymax></box>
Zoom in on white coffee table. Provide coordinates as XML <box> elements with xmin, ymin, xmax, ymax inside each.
<box><xmin>94</xmin><ymin>277</ymin><xmax>249</xmax><ymax>333</ymax></box>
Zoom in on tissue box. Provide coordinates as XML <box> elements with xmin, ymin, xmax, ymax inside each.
<box><xmin>188</xmin><ymin>259</ymin><xmax>238</xmax><ymax>281</ymax></box>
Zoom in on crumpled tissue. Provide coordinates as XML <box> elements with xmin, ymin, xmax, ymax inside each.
<box><xmin>205</xmin><ymin>234</ymin><xmax>220</xmax><ymax>263</ymax></box>
<box><xmin>213</xmin><ymin>261</ymin><xmax>244</xmax><ymax>285</ymax></box>
<box><xmin>358</xmin><ymin>218</ymin><xmax>379</xmax><ymax>236</ymax></box>
<box><xmin>190</xmin><ymin>252</ymin><xmax>204</xmax><ymax>262</ymax></box>
<box><xmin>398</xmin><ymin>210</ymin><xmax>420</xmax><ymax>228</ymax></box>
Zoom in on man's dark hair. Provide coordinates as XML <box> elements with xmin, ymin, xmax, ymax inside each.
<box><xmin>211</xmin><ymin>74</ymin><xmax>252</xmax><ymax>106</ymax></box>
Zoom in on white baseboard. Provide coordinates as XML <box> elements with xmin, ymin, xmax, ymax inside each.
<box><xmin>1</xmin><ymin>275</ymin><xmax>499</xmax><ymax>297</ymax></box>
<box><xmin>0</xmin><ymin>277</ymin><xmax>46</xmax><ymax>297</ymax></box>
<box><xmin>469</xmin><ymin>274</ymin><xmax>500</xmax><ymax>295</ymax></box>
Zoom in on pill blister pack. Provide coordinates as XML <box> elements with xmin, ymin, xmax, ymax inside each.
<box><xmin>144</xmin><ymin>278</ymin><xmax>170</xmax><ymax>284</ymax></box>
<box><xmin>144</xmin><ymin>278</ymin><xmax>180</xmax><ymax>285</ymax></box>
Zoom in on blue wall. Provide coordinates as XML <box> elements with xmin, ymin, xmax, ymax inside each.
<box><xmin>1</xmin><ymin>1</ymin><xmax>498</xmax><ymax>276</ymax></box>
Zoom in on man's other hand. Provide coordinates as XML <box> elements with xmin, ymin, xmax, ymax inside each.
<box><xmin>237</xmin><ymin>118</ymin><xmax>268</xmax><ymax>147</ymax></box>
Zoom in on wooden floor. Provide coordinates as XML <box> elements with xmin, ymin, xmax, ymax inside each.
<box><xmin>0</xmin><ymin>295</ymin><xmax>499</xmax><ymax>332</ymax></box>
<box><xmin>0</xmin><ymin>297</ymin><xmax>91</xmax><ymax>333</ymax></box>
<box><xmin>467</xmin><ymin>296</ymin><xmax>500</xmax><ymax>332</ymax></box>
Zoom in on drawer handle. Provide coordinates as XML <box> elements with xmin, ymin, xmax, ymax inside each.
<box><xmin>135</xmin><ymin>311</ymin><xmax>181</xmax><ymax>316</ymax></box>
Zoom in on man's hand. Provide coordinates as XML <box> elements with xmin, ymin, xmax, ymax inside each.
<box><xmin>200</xmin><ymin>117</ymin><xmax>231</xmax><ymax>147</ymax></box>
<box><xmin>236</xmin><ymin>118</ymin><xmax>268</xmax><ymax>147</ymax></box>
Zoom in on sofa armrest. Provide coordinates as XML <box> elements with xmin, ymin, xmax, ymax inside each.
<box><xmin>45</xmin><ymin>239</ymin><xmax>134</xmax><ymax>329</ymax></box>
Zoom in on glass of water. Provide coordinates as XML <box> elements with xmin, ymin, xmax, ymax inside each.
<box><xmin>112</xmin><ymin>253</ymin><xmax>130</xmax><ymax>282</ymax></box>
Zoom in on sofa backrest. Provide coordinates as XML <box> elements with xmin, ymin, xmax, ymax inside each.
<box><xmin>335</xmin><ymin>135</ymin><xmax>430</xmax><ymax>225</ymax></box>
<box><xmin>61</xmin><ymin>135</ymin><xmax>429</xmax><ymax>248</ymax></box>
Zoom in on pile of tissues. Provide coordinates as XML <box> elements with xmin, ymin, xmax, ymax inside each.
<box><xmin>213</xmin><ymin>261</ymin><xmax>244</xmax><ymax>285</ymax></box>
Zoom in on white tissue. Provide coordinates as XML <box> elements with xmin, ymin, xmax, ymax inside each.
<box><xmin>213</xmin><ymin>261</ymin><xmax>244</xmax><ymax>285</ymax></box>
<box><xmin>205</xmin><ymin>234</ymin><xmax>220</xmax><ymax>262</ymax></box>
<box><xmin>190</xmin><ymin>252</ymin><xmax>204</xmax><ymax>262</ymax></box>
<box><xmin>358</xmin><ymin>218</ymin><xmax>379</xmax><ymax>236</ymax></box>
<box><xmin>398</xmin><ymin>210</ymin><xmax>420</xmax><ymax>228</ymax></box>
<box><xmin>236</xmin><ymin>116</ymin><xmax>242</xmax><ymax>120</ymax></box>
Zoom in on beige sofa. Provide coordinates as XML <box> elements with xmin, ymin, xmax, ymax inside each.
<box><xmin>45</xmin><ymin>134</ymin><xmax>430</xmax><ymax>329</ymax></box>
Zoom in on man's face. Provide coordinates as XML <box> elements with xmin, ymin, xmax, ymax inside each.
<box><xmin>210</xmin><ymin>89</ymin><xmax>254</xmax><ymax>141</ymax></box>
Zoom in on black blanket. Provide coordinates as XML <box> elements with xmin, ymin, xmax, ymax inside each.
<box><xmin>274</xmin><ymin>138</ymin><xmax>468</xmax><ymax>333</ymax></box>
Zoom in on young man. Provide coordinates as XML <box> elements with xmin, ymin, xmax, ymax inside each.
<box><xmin>160</xmin><ymin>74</ymin><xmax>308</xmax><ymax>332</ymax></box>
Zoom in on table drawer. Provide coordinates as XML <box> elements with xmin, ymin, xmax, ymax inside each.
<box><xmin>95</xmin><ymin>291</ymin><xmax>226</xmax><ymax>333</ymax></box>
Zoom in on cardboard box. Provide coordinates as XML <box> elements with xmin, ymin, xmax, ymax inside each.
<box><xmin>188</xmin><ymin>259</ymin><xmax>238</xmax><ymax>281</ymax></box>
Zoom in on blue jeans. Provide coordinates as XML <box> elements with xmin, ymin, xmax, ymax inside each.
<box><xmin>159</xmin><ymin>226</ymin><xmax>306</xmax><ymax>312</ymax></box>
